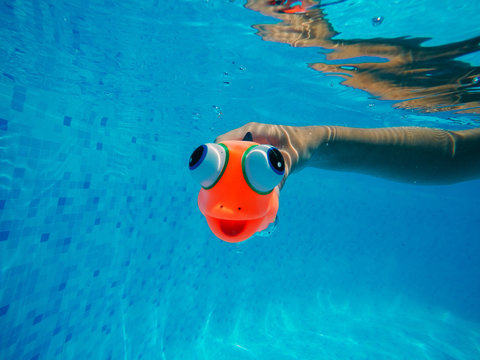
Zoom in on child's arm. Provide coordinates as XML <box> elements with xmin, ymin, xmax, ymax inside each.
<box><xmin>215</xmin><ymin>122</ymin><xmax>480</xmax><ymax>185</ymax></box>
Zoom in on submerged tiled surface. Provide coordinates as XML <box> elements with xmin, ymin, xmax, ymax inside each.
<box><xmin>2</xmin><ymin>1</ymin><xmax>480</xmax><ymax>360</ymax></box>
<box><xmin>0</xmin><ymin>2</ymin><xmax>230</xmax><ymax>358</ymax></box>
<box><xmin>0</xmin><ymin>29</ymin><xmax>236</xmax><ymax>353</ymax></box>
<box><xmin>2</xmin><ymin>74</ymin><xmax>480</xmax><ymax>359</ymax></box>
<box><xmin>0</xmin><ymin>79</ymin><xmax>192</xmax><ymax>359</ymax></box>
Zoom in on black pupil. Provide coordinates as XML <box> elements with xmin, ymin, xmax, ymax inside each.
<box><xmin>189</xmin><ymin>145</ymin><xmax>205</xmax><ymax>168</ymax></box>
<box><xmin>268</xmin><ymin>147</ymin><xmax>284</xmax><ymax>172</ymax></box>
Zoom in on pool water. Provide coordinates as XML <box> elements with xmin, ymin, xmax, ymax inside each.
<box><xmin>1</xmin><ymin>0</ymin><xmax>480</xmax><ymax>359</ymax></box>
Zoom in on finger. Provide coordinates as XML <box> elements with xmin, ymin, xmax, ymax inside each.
<box><xmin>214</xmin><ymin>123</ymin><xmax>254</xmax><ymax>143</ymax></box>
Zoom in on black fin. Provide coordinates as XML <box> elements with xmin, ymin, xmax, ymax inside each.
<box><xmin>242</xmin><ymin>132</ymin><xmax>253</xmax><ymax>141</ymax></box>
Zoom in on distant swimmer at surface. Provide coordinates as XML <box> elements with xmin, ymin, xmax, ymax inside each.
<box><xmin>215</xmin><ymin>122</ymin><xmax>480</xmax><ymax>187</ymax></box>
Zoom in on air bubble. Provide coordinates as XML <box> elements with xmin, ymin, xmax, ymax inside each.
<box><xmin>372</xmin><ymin>16</ymin><xmax>384</xmax><ymax>26</ymax></box>
<box><xmin>212</xmin><ymin>105</ymin><xmax>223</xmax><ymax>118</ymax></box>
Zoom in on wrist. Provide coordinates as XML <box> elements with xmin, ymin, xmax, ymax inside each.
<box><xmin>279</xmin><ymin>125</ymin><xmax>329</xmax><ymax>174</ymax></box>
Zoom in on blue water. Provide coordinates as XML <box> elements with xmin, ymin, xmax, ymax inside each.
<box><xmin>1</xmin><ymin>0</ymin><xmax>480</xmax><ymax>359</ymax></box>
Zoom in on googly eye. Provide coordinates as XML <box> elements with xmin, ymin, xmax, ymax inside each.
<box><xmin>189</xmin><ymin>143</ymin><xmax>228</xmax><ymax>189</ymax></box>
<box><xmin>242</xmin><ymin>145</ymin><xmax>285</xmax><ymax>194</ymax></box>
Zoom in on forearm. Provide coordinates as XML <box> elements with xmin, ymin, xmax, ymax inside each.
<box><xmin>214</xmin><ymin>122</ymin><xmax>480</xmax><ymax>185</ymax></box>
<box><xmin>289</xmin><ymin>126</ymin><xmax>480</xmax><ymax>184</ymax></box>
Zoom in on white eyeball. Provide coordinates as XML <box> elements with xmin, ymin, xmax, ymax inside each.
<box><xmin>242</xmin><ymin>145</ymin><xmax>285</xmax><ymax>194</ymax></box>
<box><xmin>189</xmin><ymin>143</ymin><xmax>228</xmax><ymax>189</ymax></box>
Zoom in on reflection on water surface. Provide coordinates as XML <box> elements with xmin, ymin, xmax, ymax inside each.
<box><xmin>246</xmin><ymin>0</ymin><xmax>480</xmax><ymax>114</ymax></box>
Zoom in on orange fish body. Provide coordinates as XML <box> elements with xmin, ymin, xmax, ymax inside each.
<box><xmin>189</xmin><ymin>140</ymin><xmax>284</xmax><ymax>242</ymax></box>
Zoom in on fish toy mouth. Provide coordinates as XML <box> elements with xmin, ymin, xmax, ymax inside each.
<box><xmin>204</xmin><ymin>216</ymin><xmax>265</xmax><ymax>242</ymax></box>
<box><xmin>218</xmin><ymin>219</ymin><xmax>247</xmax><ymax>237</ymax></box>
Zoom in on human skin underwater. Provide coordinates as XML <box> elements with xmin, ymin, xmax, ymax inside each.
<box><xmin>215</xmin><ymin>122</ymin><xmax>480</xmax><ymax>186</ymax></box>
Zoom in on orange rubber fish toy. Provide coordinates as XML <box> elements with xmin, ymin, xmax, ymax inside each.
<box><xmin>189</xmin><ymin>132</ymin><xmax>285</xmax><ymax>242</ymax></box>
